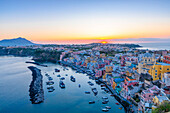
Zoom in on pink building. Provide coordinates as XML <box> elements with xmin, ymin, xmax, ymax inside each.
<box><xmin>104</xmin><ymin>59</ymin><xmax>110</xmax><ymax>65</ymax></box>
<box><xmin>95</xmin><ymin>69</ymin><xmax>103</xmax><ymax>77</ymax></box>
<box><xmin>140</xmin><ymin>86</ymin><xmax>160</xmax><ymax>102</ymax></box>
<box><xmin>97</xmin><ymin>63</ymin><xmax>105</xmax><ymax>69</ymax></box>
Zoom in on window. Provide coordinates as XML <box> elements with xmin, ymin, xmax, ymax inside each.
<box><xmin>155</xmin><ymin>70</ymin><xmax>157</xmax><ymax>72</ymax></box>
<box><xmin>167</xmin><ymin>68</ymin><xmax>169</xmax><ymax>70</ymax></box>
<box><xmin>155</xmin><ymin>73</ymin><xmax>157</xmax><ymax>75</ymax></box>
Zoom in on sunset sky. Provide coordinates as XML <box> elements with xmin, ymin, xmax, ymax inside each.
<box><xmin>0</xmin><ymin>0</ymin><xmax>170</xmax><ymax>44</ymax></box>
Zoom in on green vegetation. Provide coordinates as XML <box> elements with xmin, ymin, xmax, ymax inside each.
<box><xmin>133</xmin><ymin>95</ymin><xmax>140</xmax><ymax>103</ymax></box>
<box><xmin>0</xmin><ymin>47</ymin><xmax>61</xmax><ymax>63</ymax></box>
<box><xmin>99</xmin><ymin>50</ymin><xmax>125</xmax><ymax>57</ymax></box>
<box><xmin>152</xmin><ymin>102</ymin><xmax>170</xmax><ymax>113</ymax></box>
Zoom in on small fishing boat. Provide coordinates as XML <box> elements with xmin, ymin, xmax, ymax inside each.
<box><xmin>89</xmin><ymin>76</ymin><xmax>93</xmax><ymax>79</ymax></box>
<box><xmin>119</xmin><ymin>107</ymin><xmax>122</xmax><ymax>110</ymax></box>
<box><xmin>55</xmin><ymin>68</ymin><xmax>60</xmax><ymax>72</ymax></box>
<box><xmin>47</xmin><ymin>86</ymin><xmax>55</xmax><ymax>92</ymax></box>
<box><xmin>45</xmin><ymin>73</ymin><xmax>49</xmax><ymax>77</ymax></box>
<box><xmin>87</xmin><ymin>81</ymin><xmax>91</xmax><ymax>84</ymax></box>
<box><xmin>48</xmin><ymin>88</ymin><xmax>55</xmax><ymax>92</ymax></box>
<box><xmin>105</xmin><ymin>99</ymin><xmax>109</xmax><ymax>102</ymax></box>
<box><xmin>102</xmin><ymin>108</ymin><xmax>109</xmax><ymax>112</ymax></box>
<box><xmin>105</xmin><ymin>106</ymin><xmax>111</xmax><ymax>109</ymax></box>
<box><xmin>60</xmin><ymin>77</ymin><xmax>65</xmax><ymax>80</ymax></box>
<box><xmin>92</xmin><ymin>88</ymin><xmax>98</xmax><ymax>96</ymax></box>
<box><xmin>85</xmin><ymin>91</ymin><xmax>90</xmax><ymax>94</ymax></box>
<box><xmin>65</xmin><ymin>74</ymin><xmax>68</xmax><ymax>76</ymax></box>
<box><xmin>59</xmin><ymin>81</ymin><xmax>65</xmax><ymax>88</ymax></box>
<box><xmin>46</xmin><ymin>81</ymin><xmax>54</xmax><ymax>85</ymax></box>
<box><xmin>110</xmin><ymin>94</ymin><xmax>114</xmax><ymax>96</ymax></box>
<box><xmin>95</xmin><ymin>79</ymin><xmax>101</xmax><ymax>84</ymax></box>
<box><xmin>101</xmin><ymin>84</ymin><xmax>106</xmax><ymax>87</ymax></box>
<box><xmin>78</xmin><ymin>84</ymin><xmax>81</xmax><ymax>88</ymax></box>
<box><xmin>89</xmin><ymin>82</ymin><xmax>94</xmax><ymax>86</ymax></box>
<box><xmin>101</xmin><ymin>87</ymin><xmax>106</xmax><ymax>90</ymax></box>
<box><xmin>89</xmin><ymin>101</ymin><xmax>95</xmax><ymax>104</ymax></box>
<box><xmin>115</xmin><ymin>103</ymin><xmax>120</xmax><ymax>105</ymax></box>
<box><xmin>48</xmin><ymin>77</ymin><xmax>53</xmax><ymax>80</ymax></box>
<box><xmin>102</xmin><ymin>100</ymin><xmax>109</xmax><ymax>104</ymax></box>
<box><xmin>57</xmin><ymin>75</ymin><xmax>61</xmax><ymax>77</ymax></box>
<box><xmin>104</xmin><ymin>88</ymin><xmax>109</xmax><ymax>93</ymax></box>
<box><xmin>47</xmin><ymin>86</ymin><xmax>54</xmax><ymax>89</ymax></box>
<box><xmin>102</xmin><ymin>97</ymin><xmax>108</xmax><ymax>99</ymax></box>
<box><xmin>70</xmin><ymin>76</ymin><xmax>76</xmax><ymax>82</ymax></box>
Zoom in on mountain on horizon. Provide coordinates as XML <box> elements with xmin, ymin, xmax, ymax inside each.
<box><xmin>0</xmin><ymin>37</ymin><xmax>35</xmax><ymax>46</ymax></box>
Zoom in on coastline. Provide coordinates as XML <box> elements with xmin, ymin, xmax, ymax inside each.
<box><xmin>58</xmin><ymin>60</ymin><xmax>135</xmax><ymax>113</ymax></box>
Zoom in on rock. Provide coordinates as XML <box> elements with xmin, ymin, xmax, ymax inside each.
<box><xmin>28</xmin><ymin>66</ymin><xmax>44</xmax><ymax>104</ymax></box>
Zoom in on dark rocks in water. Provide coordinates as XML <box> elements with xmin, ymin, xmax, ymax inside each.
<box><xmin>28</xmin><ymin>66</ymin><xmax>44</xmax><ymax>104</ymax></box>
<box><xmin>26</xmin><ymin>61</ymin><xmax>48</xmax><ymax>67</ymax></box>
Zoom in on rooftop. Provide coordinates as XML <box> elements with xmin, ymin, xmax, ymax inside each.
<box><xmin>157</xmin><ymin>62</ymin><xmax>170</xmax><ymax>66</ymax></box>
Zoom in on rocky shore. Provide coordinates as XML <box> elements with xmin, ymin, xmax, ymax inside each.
<box><xmin>28</xmin><ymin>66</ymin><xmax>44</xmax><ymax>104</ymax></box>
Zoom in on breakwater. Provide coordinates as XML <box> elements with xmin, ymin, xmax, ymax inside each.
<box><xmin>28</xmin><ymin>66</ymin><xmax>44</xmax><ymax>104</ymax></box>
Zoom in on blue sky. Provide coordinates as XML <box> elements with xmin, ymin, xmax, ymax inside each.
<box><xmin>0</xmin><ymin>0</ymin><xmax>170</xmax><ymax>43</ymax></box>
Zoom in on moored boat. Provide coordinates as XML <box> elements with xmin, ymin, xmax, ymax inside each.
<box><xmin>115</xmin><ymin>103</ymin><xmax>120</xmax><ymax>105</ymax></box>
<box><xmin>48</xmin><ymin>88</ymin><xmax>55</xmax><ymax>92</ymax></box>
<box><xmin>92</xmin><ymin>88</ymin><xmax>98</xmax><ymax>96</ymax></box>
<box><xmin>70</xmin><ymin>76</ymin><xmax>76</xmax><ymax>82</ymax></box>
<box><xmin>102</xmin><ymin>108</ymin><xmax>109</xmax><ymax>112</ymax></box>
<box><xmin>59</xmin><ymin>81</ymin><xmax>65</xmax><ymax>88</ymax></box>
<box><xmin>55</xmin><ymin>68</ymin><xmax>60</xmax><ymax>72</ymax></box>
<box><xmin>60</xmin><ymin>77</ymin><xmax>65</xmax><ymax>80</ymax></box>
<box><xmin>89</xmin><ymin>101</ymin><xmax>95</xmax><ymax>104</ymax></box>
<box><xmin>48</xmin><ymin>77</ymin><xmax>53</xmax><ymax>80</ymax></box>
<box><xmin>119</xmin><ymin>107</ymin><xmax>122</xmax><ymax>110</ymax></box>
<box><xmin>105</xmin><ymin>106</ymin><xmax>111</xmax><ymax>109</ymax></box>
<box><xmin>46</xmin><ymin>81</ymin><xmax>54</xmax><ymax>85</ymax></box>
<box><xmin>102</xmin><ymin>97</ymin><xmax>108</xmax><ymax>99</ymax></box>
<box><xmin>85</xmin><ymin>91</ymin><xmax>90</xmax><ymax>94</ymax></box>
<box><xmin>102</xmin><ymin>101</ymin><xmax>108</xmax><ymax>104</ymax></box>
<box><xmin>57</xmin><ymin>75</ymin><xmax>61</xmax><ymax>77</ymax></box>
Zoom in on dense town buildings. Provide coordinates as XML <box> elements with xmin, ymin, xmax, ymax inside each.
<box><xmin>59</xmin><ymin>43</ymin><xmax>170</xmax><ymax>113</ymax></box>
<box><xmin>0</xmin><ymin>43</ymin><xmax>169</xmax><ymax>113</ymax></box>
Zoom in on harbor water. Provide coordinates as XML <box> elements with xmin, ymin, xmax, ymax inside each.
<box><xmin>0</xmin><ymin>56</ymin><xmax>124</xmax><ymax>113</ymax></box>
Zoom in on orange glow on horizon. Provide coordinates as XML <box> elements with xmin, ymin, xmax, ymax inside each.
<box><xmin>101</xmin><ymin>41</ymin><xmax>108</xmax><ymax>44</ymax></box>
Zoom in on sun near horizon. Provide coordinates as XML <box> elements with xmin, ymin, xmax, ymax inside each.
<box><xmin>101</xmin><ymin>41</ymin><xmax>108</xmax><ymax>44</ymax></box>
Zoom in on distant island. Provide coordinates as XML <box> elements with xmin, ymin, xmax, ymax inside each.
<box><xmin>0</xmin><ymin>37</ymin><xmax>35</xmax><ymax>46</ymax></box>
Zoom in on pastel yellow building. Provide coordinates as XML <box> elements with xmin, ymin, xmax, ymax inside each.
<box><xmin>153</xmin><ymin>95</ymin><xmax>169</xmax><ymax>106</ymax></box>
<box><xmin>105</xmin><ymin>65</ymin><xmax>113</xmax><ymax>73</ymax></box>
<box><xmin>149</xmin><ymin>62</ymin><xmax>170</xmax><ymax>81</ymax></box>
<box><xmin>103</xmin><ymin>73</ymin><xmax>112</xmax><ymax>79</ymax></box>
<box><xmin>112</xmin><ymin>81</ymin><xmax>117</xmax><ymax>89</ymax></box>
<box><xmin>137</xmin><ymin>51</ymin><xmax>156</xmax><ymax>74</ymax></box>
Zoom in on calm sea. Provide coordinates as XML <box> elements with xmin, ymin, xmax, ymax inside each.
<box><xmin>0</xmin><ymin>56</ymin><xmax>124</xmax><ymax>113</ymax></box>
<box><xmin>137</xmin><ymin>42</ymin><xmax>170</xmax><ymax>50</ymax></box>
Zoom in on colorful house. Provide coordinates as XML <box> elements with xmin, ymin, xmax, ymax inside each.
<box><xmin>149</xmin><ymin>62</ymin><xmax>170</xmax><ymax>81</ymax></box>
<box><xmin>163</xmin><ymin>54</ymin><xmax>170</xmax><ymax>64</ymax></box>
<box><xmin>138</xmin><ymin>51</ymin><xmax>155</xmax><ymax>74</ymax></box>
<box><xmin>105</xmin><ymin>65</ymin><xmax>113</xmax><ymax>73</ymax></box>
<box><xmin>153</xmin><ymin>95</ymin><xmax>169</xmax><ymax>106</ymax></box>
